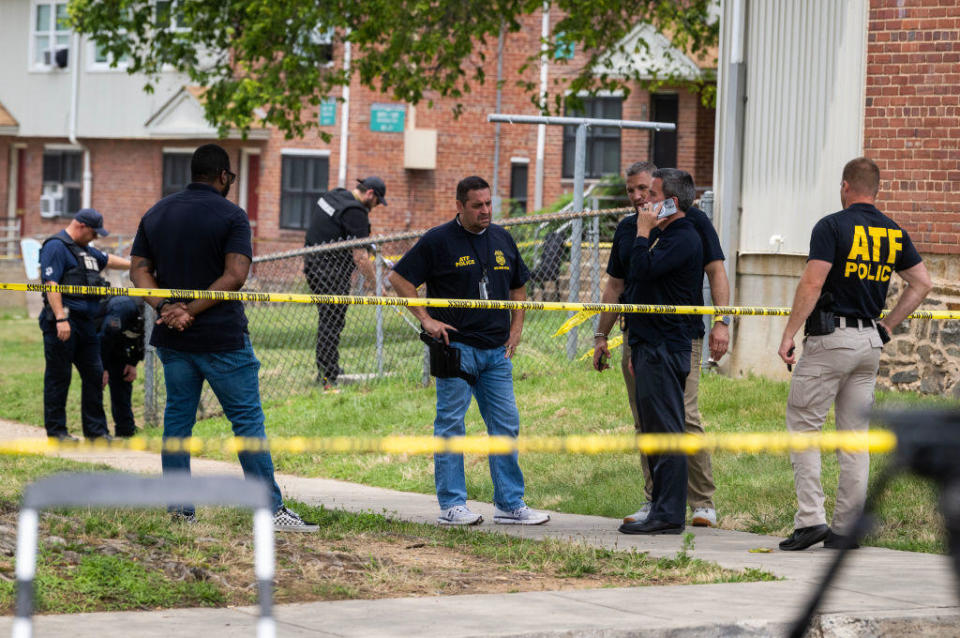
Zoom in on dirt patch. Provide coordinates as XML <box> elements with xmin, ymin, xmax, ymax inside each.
<box><xmin>0</xmin><ymin>509</ymin><xmax>703</xmax><ymax>612</ymax></box>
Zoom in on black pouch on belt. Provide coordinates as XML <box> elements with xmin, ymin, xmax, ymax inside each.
<box><xmin>419</xmin><ymin>332</ymin><xmax>478</xmax><ymax>385</ymax></box>
<box><xmin>804</xmin><ymin>291</ymin><xmax>836</xmax><ymax>337</ymax></box>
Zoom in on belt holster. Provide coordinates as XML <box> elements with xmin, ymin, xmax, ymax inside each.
<box><xmin>419</xmin><ymin>332</ymin><xmax>477</xmax><ymax>385</ymax></box>
<box><xmin>804</xmin><ymin>291</ymin><xmax>835</xmax><ymax>337</ymax></box>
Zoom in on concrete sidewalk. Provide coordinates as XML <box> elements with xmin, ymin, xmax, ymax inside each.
<box><xmin>1</xmin><ymin>419</ymin><xmax>958</xmax><ymax>637</ymax></box>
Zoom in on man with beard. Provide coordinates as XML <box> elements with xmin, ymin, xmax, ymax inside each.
<box><xmin>130</xmin><ymin>143</ymin><xmax>316</xmax><ymax>532</ymax></box>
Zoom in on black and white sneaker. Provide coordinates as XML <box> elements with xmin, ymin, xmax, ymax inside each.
<box><xmin>273</xmin><ymin>505</ymin><xmax>319</xmax><ymax>532</ymax></box>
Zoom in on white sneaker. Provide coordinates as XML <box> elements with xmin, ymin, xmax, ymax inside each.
<box><xmin>274</xmin><ymin>505</ymin><xmax>320</xmax><ymax>532</ymax></box>
<box><xmin>493</xmin><ymin>505</ymin><xmax>550</xmax><ymax>525</ymax></box>
<box><xmin>691</xmin><ymin>507</ymin><xmax>717</xmax><ymax>527</ymax></box>
<box><xmin>622</xmin><ymin>502</ymin><xmax>651</xmax><ymax>524</ymax></box>
<box><xmin>437</xmin><ymin>505</ymin><xmax>483</xmax><ymax>526</ymax></box>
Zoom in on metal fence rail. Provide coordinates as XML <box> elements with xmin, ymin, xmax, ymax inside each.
<box><xmin>142</xmin><ymin>191</ymin><xmax>724</xmax><ymax>426</ymax></box>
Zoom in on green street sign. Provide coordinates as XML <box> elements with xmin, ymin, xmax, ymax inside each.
<box><xmin>319</xmin><ymin>99</ymin><xmax>336</xmax><ymax>126</ymax></box>
<box><xmin>370</xmin><ymin>103</ymin><xmax>406</xmax><ymax>132</ymax></box>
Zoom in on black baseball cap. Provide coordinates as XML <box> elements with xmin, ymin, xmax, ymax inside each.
<box><xmin>74</xmin><ymin>208</ymin><xmax>110</xmax><ymax>236</ymax></box>
<box><xmin>356</xmin><ymin>177</ymin><xmax>387</xmax><ymax>206</ymax></box>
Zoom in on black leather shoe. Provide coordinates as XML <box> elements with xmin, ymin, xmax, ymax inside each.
<box><xmin>779</xmin><ymin>524</ymin><xmax>829</xmax><ymax>551</ymax></box>
<box><xmin>823</xmin><ymin>530</ymin><xmax>860</xmax><ymax>550</ymax></box>
<box><xmin>619</xmin><ymin>519</ymin><xmax>684</xmax><ymax>535</ymax></box>
<box><xmin>48</xmin><ymin>432</ymin><xmax>79</xmax><ymax>443</ymax></box>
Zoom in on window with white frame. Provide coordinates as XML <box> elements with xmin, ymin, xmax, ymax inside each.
<box><xmin>156</xmin><ymin>0</ymin><xmax>188</xmax><ymax>31</ymax></box>
<box><xmin>31</xmin><ymin>1</ymin><xmax>71</xmax><ymax>69</ymax></box>
<box><xmin>280</xmin><ymin>155</ymin><xmax>329</xmax><ymax>230</ymax></box>
<box><xmin>162</xmin><ymin>152</ymin><xmax>192</xmax><ymax>197</ymax></box>
<box><xmin>41</xmin><ymin>150</ymin><xmax>82</xmax><ymax>218</ymax></box>
<box><xmin>562</xmin><ymin>97</ymin><xmax>623</xmax><ymax>179</ymax></box>
<box><xmin>90</xmin><ymin>39</ymin><xmax>131</xmax><ymax>70</ymax></box>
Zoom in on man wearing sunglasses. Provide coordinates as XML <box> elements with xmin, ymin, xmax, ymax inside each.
<box><xmin>131</xmin><ymin>143</ymin><xmax>317</xmax><ymax>532</ymax></box>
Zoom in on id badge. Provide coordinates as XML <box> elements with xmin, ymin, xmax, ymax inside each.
<box><xmin>478</xmin><ymin>272</ymin><xmax>489</xmax><ymax>300</ymax></box>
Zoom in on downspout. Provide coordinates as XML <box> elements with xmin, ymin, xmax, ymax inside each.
<box><xmin>534</xmin><ymin>3</ymin><xmax>550</xmax><ymax>210</ymax></box>
<box><xmin>69</xmin><ymin>32</ymin><xmax>92</xmax><ymax>208</ymax></box>
<box><xmin>491</xmin><ymin>20</ymin><xmax>505</xmax><ymax>217</ymax></box>
<box><xmin>717</xmin><ymin>0</ymin><xmax>747</xmax><ymax>304</ymax></box>
<box><xmin>337</xmin><ymin>38</ymin><xmax>351</xmax><ymax>188</ymax></box>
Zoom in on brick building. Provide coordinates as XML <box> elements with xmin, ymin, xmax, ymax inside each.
<box><xmin>0</xmin><ymin>3</ymin><xmax>716</xmax><ymax>262</ymax></box>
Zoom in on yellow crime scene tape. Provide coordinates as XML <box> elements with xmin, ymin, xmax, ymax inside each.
<box><xmin>4</xmin><ymin>282</ymin><xmax>959</xmax><ymax>319</ymax></box>
<box><xmin>0</xmin><ymin>431</ymin><xmax>898</xmax><ymax>456</ymax></box>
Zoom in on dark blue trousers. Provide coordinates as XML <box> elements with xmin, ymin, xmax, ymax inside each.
<box><xmin>632</xmin><ymin>341</ymin><xmax>690</xmax><ymax>526</ymax></box>
<box><xmin>101</xmin><ymin>351</ymin><xmax>136</xmax><ymax>436</ymax></box>
<box><xmin>41</xmin><ymin>314</ymin><xmax>109</xmax><ymax>439</ymax></box>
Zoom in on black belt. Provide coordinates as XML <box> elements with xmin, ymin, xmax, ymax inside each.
<box><xmin>834</xmin><ymin>316</ymin><xmax>875</xmax><ymax>330</ymax></box>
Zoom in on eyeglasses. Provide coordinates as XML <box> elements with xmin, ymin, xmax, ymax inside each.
<box><xmin>223</xmin><ymin>169</ymin><xmax>238</xmax><ymax>185</ymax></box>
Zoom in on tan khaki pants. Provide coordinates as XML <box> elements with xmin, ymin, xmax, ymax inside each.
<box><xmin>622</xmin><ymin>333</ymin><xmax>716</xmax><ymax>509</ymax></box>
<box><xmin>786</xmin><ymin>326</ymin><xmax>882</xmax><ymax>534</ymax></box>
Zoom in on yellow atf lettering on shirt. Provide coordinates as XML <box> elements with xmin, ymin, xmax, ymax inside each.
<box><xmin>455</xmin><ymin>256</ymin><xmax>476</xmax><ymax>268</ymax></box>
<box><xmin>844</xmin><ymin>226</ymin><xmax>901</xmax><ymax>281</ymax></box>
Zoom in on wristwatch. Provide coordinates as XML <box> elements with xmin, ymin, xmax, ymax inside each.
<box><xmin>593</xmin><ymin>332</ymin><xmax>608</xmax><ymax>340</ymax></box>
<box><xmin>713</xmin><ymin>315</ymin><xmax>731</xmax><ymax>326</ymax></box>
<box><xmin>155</xmin><ymin>299</ymin><xmax>171</xmax><ymax>314</ymax></box>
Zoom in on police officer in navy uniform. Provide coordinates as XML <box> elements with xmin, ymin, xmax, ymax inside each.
<box><xmin>98</xmin><ymin>295</ymin><xmax>145</xmax><ymax>437</ymax></box>
<box><xmin>39</xmin><ymin>208</ymin><xmax>130</xmax><ymax>441</ymax></box>
<box><xmin>778</xmin><ymin>157</ymin><xmax>932</xmax><ymax>551</ymax></box>
<box><xmin>303</xmin><ymin>176</ymin><xmax>387</xmax><ymax>387</ymax></box>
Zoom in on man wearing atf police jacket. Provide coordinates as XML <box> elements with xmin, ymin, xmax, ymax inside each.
<box><xmin>778</xmin><ymin>157</ymin><xmax>932</xmax><ymax>551</ymax></box>
<box><xmin>303</xmin><ymin>176</ymin><xmax>386</xmax><ymax>387</ymax></box>
<box><xmin>39</xmin><ymin>209</ymin><xmax>130</xmax><ymax>441</ymax></box>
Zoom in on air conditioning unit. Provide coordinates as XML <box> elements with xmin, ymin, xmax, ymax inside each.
<box><xmin>40</xmin><ymin>185</ymin><xmax>64</xmax><ymax>218</ymax></box>
<box><xmin>42</xmin><ymin>48</ymin><xmax>69</xmax><ymax>68</ymax></box>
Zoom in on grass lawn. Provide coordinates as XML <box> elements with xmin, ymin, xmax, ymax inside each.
<box><xmin>0</xmin><ymin>314</ymin><xmax>950</xmax><ymax>554</ymax></box>
<box><xmin>0</xmin><ymin>455</ymin><xmax>774</xmax><ymax>615</ymax></box>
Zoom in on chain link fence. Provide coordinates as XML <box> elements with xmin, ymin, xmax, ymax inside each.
<box><xmin>144</xmin><ymin>187</ymin><xmax>715</xmax><ymax>425</ymax></box>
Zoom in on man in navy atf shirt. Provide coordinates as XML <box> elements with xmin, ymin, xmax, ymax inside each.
<box><xmin>130</xmin><ymin>143</ymin><xmax>316</xmax><ymax>532</ymax></box>
<box><xmin>389</xmin><ymin>175</ymin><xmax>550</xmax><ymax>527</ymax></box>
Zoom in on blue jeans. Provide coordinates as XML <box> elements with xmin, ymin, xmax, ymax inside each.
<box><xmin>157</xmin><ymin>336</ymin><xmax>283</xmax><ymax>514</ymax></box>
<box><xmin>434</xmin><ymin>342</ymin><xmax>526</xmax><ymax>511</ymax></box>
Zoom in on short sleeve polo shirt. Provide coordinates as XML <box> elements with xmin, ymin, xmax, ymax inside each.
<box><xmin>392</xmin><ymin>218</ymin><xmax>530</xmax><ymax>349</ymax></box>
<box><xmin>131</xmin><ymin>183</ymin><xmax>252</xmax><ymax>352</ymax></box>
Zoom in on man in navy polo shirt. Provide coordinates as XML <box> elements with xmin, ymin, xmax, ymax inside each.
<box><xmin>389</xmin><ymin>176</ymin><xmax>550</xmax><ymax>527</ymax></box>
<box><xmin>130</xmin><ymin>143</ymin><xmax>316</xmax><ymax>532</ymax></box>
<box><xmin>39</xmin><ymin>208</ymin><xmax>130</xmax><ymax>441</ymax></box>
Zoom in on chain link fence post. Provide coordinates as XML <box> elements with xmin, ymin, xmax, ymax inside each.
<box><xmin>374</xmin><ymin>246</ymin><xmax>385</xmax><ymax>378</ymax></box>
<box><xmin>590</xmin><ymin>198</ymin><xmax>601</xmax><ymax>335</ymax></box>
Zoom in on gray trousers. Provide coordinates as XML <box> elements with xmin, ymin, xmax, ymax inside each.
<box><xmin>786</xmin><ymin>325</ymin><xmax>883</xmax><ymax>534</ymax></box>
<box><xmin>622</xmin><ymin>333</ymin><xmax>716</xmax><ymax>510</ymax></box>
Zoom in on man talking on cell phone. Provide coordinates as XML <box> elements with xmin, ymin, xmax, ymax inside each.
<box><xmin>777</xmin><ymin>157</ymin><xmax>932</xmax><ymax>551</ymax></box>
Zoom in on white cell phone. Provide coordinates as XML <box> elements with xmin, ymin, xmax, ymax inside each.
<box><xmin>657</xmin><ymin>198</ymin><xmax>678</xmax><ymax>219</ymax></box>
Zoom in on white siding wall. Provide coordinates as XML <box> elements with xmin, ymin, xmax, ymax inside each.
<box><xmin>0</xmin><ymin>0</ymin><xmax>187</xmax><ymax>139</ymax></box>
<box><xmin>738</xmin><ymin>0</ymin><xmax>868</xmax><ymax>255</ymax></box>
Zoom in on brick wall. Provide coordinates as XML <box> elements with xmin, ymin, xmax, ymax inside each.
<box><xmin>864</xmin><ymin>0</ymin><xmax>960</xmax><ymax>255</ymax></box>
<box><xmin>15</xmin><ymin>138</ymin><xmax>250</xmax><ymax>245</ymax></box>
<box><xmin>249</xmin><ymin>11</ymin><xmax>716</xmax><ymax>253</ymax></box>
